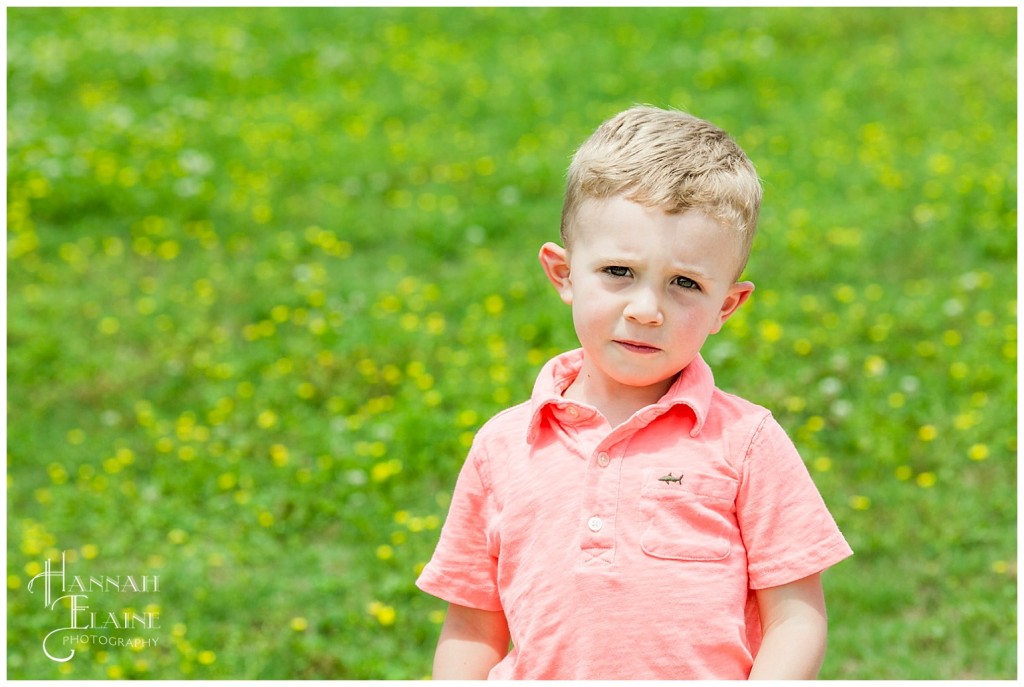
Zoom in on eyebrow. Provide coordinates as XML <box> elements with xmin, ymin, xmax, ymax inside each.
<box><xmin>594</xmin><ymin>255</ymin><xmax>717</xmax><ymax>283</ymax></box>
<box><xmin>670</xmin><ymin>265</ymin><xmax>716</xmax><ymax>283</ymax></box>
<box><xmin>598</xmin><ymin>254</ymin><xmax>716</xmax><ymax>276</ymax></box>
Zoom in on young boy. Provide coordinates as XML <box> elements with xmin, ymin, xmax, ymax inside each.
<box><xmin>416</xmin><ymin>106</ymin><xmax>853</xmax><ymax>680</ymax></box>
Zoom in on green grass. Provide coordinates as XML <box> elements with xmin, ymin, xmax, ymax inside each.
<box><xmin>7</xmin><ymin>7</ymin><xmax>1016</xmax><ymax>680</ymax></box>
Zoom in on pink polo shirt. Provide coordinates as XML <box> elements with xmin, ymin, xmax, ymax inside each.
<box><xmin>417</xmin><ymin>349</ymin><xmax>853</xmax><ymax>680</ymax></box>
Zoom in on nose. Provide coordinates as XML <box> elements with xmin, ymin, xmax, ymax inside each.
<box><xmin>623</xmin><ymin>286</ymin><xmax>664</xmax><ymax>326</ymax></box>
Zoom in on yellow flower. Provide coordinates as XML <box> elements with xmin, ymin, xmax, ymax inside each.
<box><xmin>271</xmin><ymin>305</ymin><xmax>290</xmax><ymax>323</ymax></box>
<box><xmin>370</xmin><ymin>457</ymin><xmax>401</xmax><ymax>483</ymax></box>
<box><xmin>805</xmin><ymin>416</ymin><xmax>825</xmax><ymax>432</ymax></box>
<box><xmin>954</xmin><ymin>412</ymin><xmax>980</xmax><ymax>430</ymax></box>
<box><xmin>98</xmin><ymin>317</ymin><xmax>120</xmax><ymax>335</ymax></box>
<box><xmin>157</xmin><ymin>240</ymin><xmax>180</xmax><ymax>260</ymax></box>
<box><xmin>863</xmin><ymin>355</ymin><xmax>887</xmax><ymax>377</ymax></box>
<box><xmin>849</xmin><ymin>495</ymin><xmax>871</xmax><ymax>511</ymax></box>
<box><xmin>968</xmin><ymin>444</ymin><xmax>990</xmax><ymax>461</ymax></box>
<box><xmin>758</xmin><ymin>320</ymin><xmax>783</xmax><ymax>343</ymax></box>
<box><xmin>375</xmin><ymin>605</ymin><xmax>396</xmax><ymax>626</ymax></box>
<box><xmin>400</xmin><ymin>313</ymin><xmax>420</xmax><ymax>331</ymax></box>
<box><xmin>48</xmin><ymin>463</ymin><xmax>68</xmax><ymax>484</ymax></box>
<box><xmin>367</xmin><ymin>600</ymin><xmax>397</xmax><ymax>625</ymax></box>
<box><xmin>484</xmin><ymin>295</ymin><xmax>505</xmax><ymax>315</ymax></box>
<box><xmin>834</xmin><ymin>284</ymin><xmax>856</xmax><ymax>303</ymax></box>
<box><xmin>290</xmin><ymin>617</ymin><xmax>309</xmax><ymax>632</ymax></box>
<box><xmin>426</xmin><ymin>312</ymin><xmax>446</xmax><ymax>335</ymax></box>
<box><xmin>949</xmin><ymin>362</ymin><xmax>969</xmax><ymax>379</ymax></box>
<box><xmin>270</xmin><ymin>444</ymin><xmax>289</xmax><ymax>467</ymax></box>
<box><xmin>456</xmin><ymin>409</ymin><xmax>479</xmax><ymax>428</ymax></box>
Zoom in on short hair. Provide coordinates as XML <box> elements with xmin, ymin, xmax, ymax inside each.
<box><xmin>560</xmin><ymin>105</ymin><xmax>762</xmax><ymax>278</ymax></box>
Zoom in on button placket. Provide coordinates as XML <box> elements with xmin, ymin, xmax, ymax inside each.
<box><xmin>579</xmin><ymin>443</ymin><xmax>624</xmax><ymax>565</ymax></box>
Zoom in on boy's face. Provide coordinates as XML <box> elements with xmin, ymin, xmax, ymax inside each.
<box><xmin>540</xmin><ymin>196</ymin><xmax>753</xmax><ymax>400</ymax></box>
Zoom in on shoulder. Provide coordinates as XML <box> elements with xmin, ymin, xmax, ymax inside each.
<box><xmin>702</xmin><ymin>386</ymin><xmax>793</xmax><ymax>470</ymax></box>
<box><xmin>477</xmin><ymin>399</ymin><xmax>533</xmax><ymax>433</ymax></box>
<box><xmin>706</xmin><ymin>385</ymin><xmax>773</xmax><ymax>430</ymax></box>
<box><xmin>469</xmin><ymin>400</ymin><xmax>533</xmax><ymax>454</ymax></box>
<box><xmin>462</xmin><ymin>401</ymin><xmax>533</xmax><ymax>496</ymax></box>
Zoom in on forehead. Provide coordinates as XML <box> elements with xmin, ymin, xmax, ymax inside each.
<box><xmin>571</xmin><ymin>197</ymin><xmax>743</xmax><ymax>270</ymax></box>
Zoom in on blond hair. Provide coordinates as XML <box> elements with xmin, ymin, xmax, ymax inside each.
<box><xmin>560</xmin><ymin>106</ymin><xmax>762</xmax><ymax>278</ymax></box>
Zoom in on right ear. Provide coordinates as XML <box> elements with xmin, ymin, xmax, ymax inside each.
<box><xmin>538</xmin><ymin>242</ymin><xmax>573</xmax><ymax>305</ymax></box>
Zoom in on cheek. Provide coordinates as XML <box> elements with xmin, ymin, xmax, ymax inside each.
<box><xmin>670</xmin><ymin>304</ymin><xmax>719</xmax><ymax>335</ymax></box>
<box><xmin>571</xmin><ymin>296</ymin><xmax>610</xmax><ymax>335</ymax></box>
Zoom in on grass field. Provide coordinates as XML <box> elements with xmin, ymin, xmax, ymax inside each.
<box><xmin>6</xmin><ymin>7</ymin><xmax>1017</xmax><ymax>680</ymax></box>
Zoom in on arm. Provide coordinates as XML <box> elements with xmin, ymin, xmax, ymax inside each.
<box><xmin>432</xmin><ymin>602</ymin><xmax>511</xmax><ymax>679</ymax></box>
<box><xmin>748</xmin><ymin>573</ymin><xmax>829</xmax><ymax>680</ymax></box>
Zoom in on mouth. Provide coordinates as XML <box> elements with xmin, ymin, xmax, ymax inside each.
<box><xmin>615</xmin><ymin>340</ymin><xmax>662</xmax><ymax>354</ymax></box>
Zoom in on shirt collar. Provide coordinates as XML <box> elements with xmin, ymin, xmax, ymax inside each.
<box><xmin>526</xmin><ymin>348</ymin><xmax>715</xmax><ymax>444</ymax></box>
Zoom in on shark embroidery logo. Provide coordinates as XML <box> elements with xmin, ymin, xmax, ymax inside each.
<box><xmin>658</xmin><ymin>472</ymin><xmax>684</xmax><ymax>485</ymax></box>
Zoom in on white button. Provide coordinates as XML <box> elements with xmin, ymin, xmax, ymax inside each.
<box><xmin>566</xmin><ymin>406</ymin><xmax>579</xmax><ymax>418</ymax></box>
<box><xmin>587</xmin><ymin>516</ymin><xmax>603</xmax><ymax>532</ymax></box>
<box><xmin>597</xmin><ymin>452</ymin><xmax>610</xmax><ymax>467</ymax></box>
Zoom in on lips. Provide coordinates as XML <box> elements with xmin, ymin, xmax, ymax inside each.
<box><xmin>615</xmin><ymin>339</ymin><xmax>661</xmax><ymax>354</ymax></box>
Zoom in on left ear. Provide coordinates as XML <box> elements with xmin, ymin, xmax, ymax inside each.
<box><xmin>711</xmin><ymin>280</ymin><xmax>754</xmax><ymax>334</ymax></box>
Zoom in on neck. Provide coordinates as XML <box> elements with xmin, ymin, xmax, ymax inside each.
<box><xmin>563</xmin><ymin>365</ymin><xmax>677</xmax><ymax>428</ymax></box>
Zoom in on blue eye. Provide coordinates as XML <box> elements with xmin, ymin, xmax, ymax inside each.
<box><xmin>604</xmin><ymin>266</ymin><xmax>631</xmax><ymax>278</ymax></box>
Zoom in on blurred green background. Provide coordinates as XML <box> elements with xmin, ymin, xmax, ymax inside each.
<box><xmin>6</xmin><ymin>7</ymin><xmax>1016</xmax><ymax>679</ymax></box>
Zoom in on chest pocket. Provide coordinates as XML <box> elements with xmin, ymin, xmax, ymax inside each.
<box><xmin>638</xmin><ymin>469</ymin><xmax>739</xmax><ymax>561</ymax></box>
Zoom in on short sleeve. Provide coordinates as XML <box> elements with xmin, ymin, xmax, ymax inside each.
<box><xmin>736</xmin><ymin>414</ymin><xmax>853</xmax><ymax>590</ymax></box>
<box><xmin>415</xmin><ymin>445</ymin><xmax>503</xmax><ymax>611</ymax></box>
